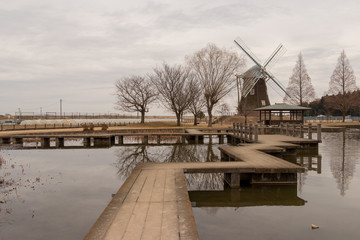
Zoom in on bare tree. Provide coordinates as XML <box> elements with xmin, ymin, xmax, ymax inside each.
<box><xmin>115</xmin><ymin>75</ymin><xmax>157</xmax><ymax>123</ymax></box>
<box><xmin>283</xmin><ymin>53</ymin><xmax>315</xmax><ymax>106</ymax></box>
<box><xmin>216</xmin><ymin>102</ymin><xmax>230</xmax><ymax>125</ymax></box>
<box><xmin>151</xmin><ymin>63</ymin><xmax>195</xmax><ymax>126</ymax></box>
<box><xmin>187</xmin><ymin>43</ymin><xmax>244</xmax><ymax>127</ymax></box>
<box><xmin>327</xmin><ymin>50</ymin><xmax>358</xmax><ymax>121</ymax></box>
<box><xmin>187</xmin><ymin>80</ymin><xmax>205</xmax><ymax>125</ymax></box>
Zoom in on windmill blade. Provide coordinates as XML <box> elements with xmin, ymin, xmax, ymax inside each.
<box><xmin>234</xmin><ymin>38</ymin><xmax>263</xmax><ymax>68</ymax></box>
<box><xmin>264</xmin><ymin>44</ymin><xmax>287</xmax><ymax>69</ymax></box>
<box><xmin>242</xmin><ymin>70</ymin><xmax>263</xmax><ymax>97</ymax></box>
<box><xmin>263</xmin><ymin>70</ymin><xmax>291</xmax><ymax>97</ymax></box>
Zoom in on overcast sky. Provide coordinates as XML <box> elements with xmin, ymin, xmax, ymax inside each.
<box><xmin>1</xmin><ymin>0</ymin><xmax>359</xmax><ymax>116</ymax></box>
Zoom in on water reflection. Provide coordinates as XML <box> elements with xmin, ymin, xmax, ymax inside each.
<box><xmin>189</xmin><ymin>185</ymin><xmax>306</xmax><ymax>208</ymax></box>
<box><xmin>327</xmin><ymin>130</ymin><xmax>359</xmax><ymax>196</ymax></box>
<box><xmin>281</xmin><ymin>148</ymin><xmax>322</xmax><ymax>193</ymax></box>
<box><xmin>113</xmin><ymin>144</ymin><xmax>222</xmax><ymax>180</ymax></box>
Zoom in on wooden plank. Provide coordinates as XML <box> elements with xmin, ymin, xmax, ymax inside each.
<box><xmin>151</xmin><ymin>170</ymin><xmax>166</xmax><ymax>202</ymax></box>
<box><xmin>141</xmin><ymin>202</ymin><xmax>163</xmax><ymax>240</ymax></box>
<box><xmin>122</xmin><ymin>202</ymin><xmax>150</xmax><ymax>240</ymax></box>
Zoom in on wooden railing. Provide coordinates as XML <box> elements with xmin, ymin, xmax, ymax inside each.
<box><xmin>232</xmin><ymin>123</ymin><xmax>259</xmax><ymax>143</ymax></box>
<box><xmin>278</xmin><ymin>123</ymin><xmax>321</xmax><ymax>141</ymax></box>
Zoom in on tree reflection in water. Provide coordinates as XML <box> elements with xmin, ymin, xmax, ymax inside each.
<box><xmin>282</xmin><ymin>148</ymin><xmax>322</xmax><ymax>193</ymax></box>
<box><xmin>113</xmin><ymin>144</ymin><xmax>223</xmax><ymax>189</ymax></box>
<box><xmin>328</xmin><ymin>130</ymin><xmax>359</xmax><ymax>196</ymax></box>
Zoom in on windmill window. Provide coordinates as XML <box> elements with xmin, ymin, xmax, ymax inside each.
<box><xmin>261</xmin><ymin>100</ymin><xmax>266</xmax><ymax>106</ymax></box>
<box><xmin>250</xmin><ymin>89</ymin><xmax>255</xmax><ymax>95</ymax></box>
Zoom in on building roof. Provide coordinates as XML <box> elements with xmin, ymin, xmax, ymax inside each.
<box><xmin>254</xmin><ymin>103</ymin><xmax>311</xmax><ymax>111</ymax></box>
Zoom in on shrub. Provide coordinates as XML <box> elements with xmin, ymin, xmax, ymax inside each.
<box><xmin>101</xmin><ymin>124</ymin><xmax>108</xmax><ymax>131</ymax></box>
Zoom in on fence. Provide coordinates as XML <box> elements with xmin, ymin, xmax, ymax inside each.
<box><xmin>305</xmin><ymin>116</ymin><xmax>360</xmax><ymax>123</ymax></box>
<box><xmin>10</xmin><ymin>113</ymin><xmax>142</xmax><ymax>120</ymax></box>
<box><xmin>0</xmin><ymin>121</ymin><xmax>138</xmax><ymax>131</ymax></box>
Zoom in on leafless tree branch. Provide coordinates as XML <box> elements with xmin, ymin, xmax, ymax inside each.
<box><xmin>115</xmin><ymin>75</ymin><xmax>157</xmax><ymax>123</ymax></box>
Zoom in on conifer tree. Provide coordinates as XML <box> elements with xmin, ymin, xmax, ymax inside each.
<box><xmin>283</xmin><ymin>53</ymin><xmax>315</xmax><ymax>106</ymax></box>
<box><xmin>327</xmin><ymin>50</ymin><xmax>358</xmax><ymax>121</ymax></box>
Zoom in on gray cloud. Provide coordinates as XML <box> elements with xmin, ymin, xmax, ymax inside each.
<box><xmin>1</xmin><ymin>0</ymin><xmax>360</xmax><ymax>115</ymax></box>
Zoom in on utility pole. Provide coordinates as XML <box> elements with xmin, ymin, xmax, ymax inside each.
<box><xmin>40</xmin><ymin>107</ymin><xmax>42</xmax><ymax>119</ymax></box>
<box><xmin>235</xmin><ymin>74</ymin><xmax>242</xmax><ymax>115</ymax></box>
<box><xmin>18</xmin><ymin>108</ymin><xmax>22</xmax><ymax>121</ymax></box>
<box><xmin>60</xmin><ymin>99</ymin><xmax>62</xmax><ymax>118</ymax></box>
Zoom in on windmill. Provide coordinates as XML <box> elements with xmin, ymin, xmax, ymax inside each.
<box><xmin>234</xmin><ymin>38</ymin><xmax>290</xmax><ymax>113</ymax></box>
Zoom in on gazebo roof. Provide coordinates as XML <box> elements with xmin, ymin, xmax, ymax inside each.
<box><xmin>254</xmin><ymin>103</ymin><xmax>311</xmax><ymax>111</ymax></box>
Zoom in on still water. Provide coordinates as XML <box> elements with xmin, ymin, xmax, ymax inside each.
<box><xmin>192</xmin><ymin>130</ymin><xmax>360</xmax><ymax>240</ymax></box>
<box><xmin>0</xmin><ymin>131</ymin><xmax>359</xmax><ymax>239</ymax></box>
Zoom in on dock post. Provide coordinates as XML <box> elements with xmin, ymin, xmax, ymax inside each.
<box><xmin>233</xmin><ymin>123</ymin><xmax>235</xmax><ymax>135</ymax></box>
<box><xmin>317</xmin><ymin>155</ymin><xmax>322</xmax><ymax>174</ymax></box>
<box><xmin>292</xmin><ymin>124</ymin><xmax>296</xmax><ymax>137</ymax></box>
<box><xmin>55</xmin><ymin>137</ymin><xmax>65</xmax><ymax>148</ymax></box>
<box><xmin>240</xmin><ymin>123</ymin><xmax>243</xmax><ymax>141</ymax></box>
<box><xmin>219</xmin><ymin>135</ymin><xmax>224</xmax><ymax>144</ymax></box>
<box><xmin>143</xmin><ymin>135</ymin><xmax>148</xmax><ymax>144</ymax></box>
<box><xmin>119</xmin><ymin>136</ymin><xmax>123</xmax><ymax>145</ymax></box>
<box><xmin>317</xmin><ymin>124</ymin><xmax>321</xmax><ymax>141</ymax></box>
<box><xmin>182</xmin><ymin>135</ymin><xmax>186</xmax><ymax>144</ymax></box>
<box><xmin>227</xmin><ymin>173</ymin><xmax>240</xmax><ymax>188</ymax></box>
<box><xmin>300</xmin><ymin>124</ymin><xmax>304</xmax><ymax>138</ymax></box>
<box><xmin>249</xmin><ymin>124</ymin><xmax>253</xmax><ymax>141</ymax></box>
<box><xmin>244</xmin><ymin>124</ymin><xmax>248</xmax><ymax>141</ymax></box>
<box><xmin>286</xmin><ymin>123</ymin><xmax>289</xmax><ymax>136</ymax></box>
<box><xmin>83</xmin><ymin>137</ymin><xmax>91</xmax><ymax>147</ymax></box>
<box><xmin>1</xmin><ymin>137</ymin><xmax>10</xmax><ymax>144</ymax></box>
<box><xmin>279</xmin><ymin>123</ymin><xmax>283</xmax><ymax>135</ymax></box>
<box><xmin>308</xmin><ymin>123</ymin><xmax>312</xmax><ymax>139</ymax></box>
<box><xmin>110</xmin><ymin>136</ymin><xmax>115</xmax><ymax>145</ymax></box>
<box><xmin>41</xmin><ymin>137</ymin><xmax>50</xmax><ymax>148</ymax></box>
<box><xmin>218</xmin><ymin>130</ymin><xmax>224</xmax><ymax>144</ymax></box>
<box><xmin>236</xmin><ymin>123</ymin><xmax>240</xmax><ymax>136</ymax></box>
<box><xmin>157</xmin><ymin>135</ymin><xmax>161</xmax><ymax>144</ymax></box>
<box><xmin>195</xmin><ymin>135</ymin><xmax>199</xmax><ymax>144</ymax></box>
<box><xmin>254</xmin><ymin>125</ymin><xmax>258</xmax><ymax>142</ymax></box>
<box><xmin>11</xmin><ymin>137</ymin><xmax>23</xmax><ymax>145</ymax></box>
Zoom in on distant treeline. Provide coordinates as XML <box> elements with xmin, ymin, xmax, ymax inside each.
<box><xmin>304</xmin><ymin>90</ymin><xmax>360</xmax><ymax>116</ymax></box>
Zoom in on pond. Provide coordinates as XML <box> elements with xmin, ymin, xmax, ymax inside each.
<box><xmin>191</xmin><ymin>129</ymin><xmax>360</xmax><ymax>240</ymax></box>
<box><xmin>0</xmin><ymin>131</ymin><xmax>360</xmax><ymax>239</ymax></box>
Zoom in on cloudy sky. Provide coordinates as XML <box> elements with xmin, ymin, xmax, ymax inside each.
<box><xmin>1</xmin><ymin>0</ymin><xmax>359</xmax><ymax>116</ymax></box>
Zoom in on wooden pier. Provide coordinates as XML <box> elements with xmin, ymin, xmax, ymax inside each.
<box><xmin>0</xmin><ymin>131</ymin><xmax>229</xmax><ymax>148</ymax></box>
<box><xmin>85</xmin><ymin>134</ymin><xmax>319</xmax><ymax>239</ymax></box>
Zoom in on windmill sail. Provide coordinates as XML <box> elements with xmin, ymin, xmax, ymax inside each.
<box><xmin>234</xmin><ymin>38</ymin><xmax>262</xmax><ymax>67</ymax></box>
<box><xmin>264</xmin><ymin>44</ymin><xmax>286</xmax><ymax>69</ymax></box>
<box><xmin>234</xmin><ymin>37</ymin><xmax>289</xmax><ymax>98</ymax></box>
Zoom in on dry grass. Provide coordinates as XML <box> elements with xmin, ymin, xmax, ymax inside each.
<box><xmin>320</xmin><ymin>122</ymin><xmax>360</xmax><ymax>126</ymax></box>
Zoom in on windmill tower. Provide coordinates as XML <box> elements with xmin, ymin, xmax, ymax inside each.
<box><xmin>234</xmin><ymin>38</ymin><xmax>290</xmax><ymax>113</ymax></box>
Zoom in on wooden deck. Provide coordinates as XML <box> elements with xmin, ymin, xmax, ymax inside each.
<box><xmin>85</xmin><ymin>134</ymin><xmax>319</xmax><ymax>239</ymax></box>
<box><xmin>85</xmin><ymin>165</ymin><xmax>198</xmax><ymax>240</ymax></box>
